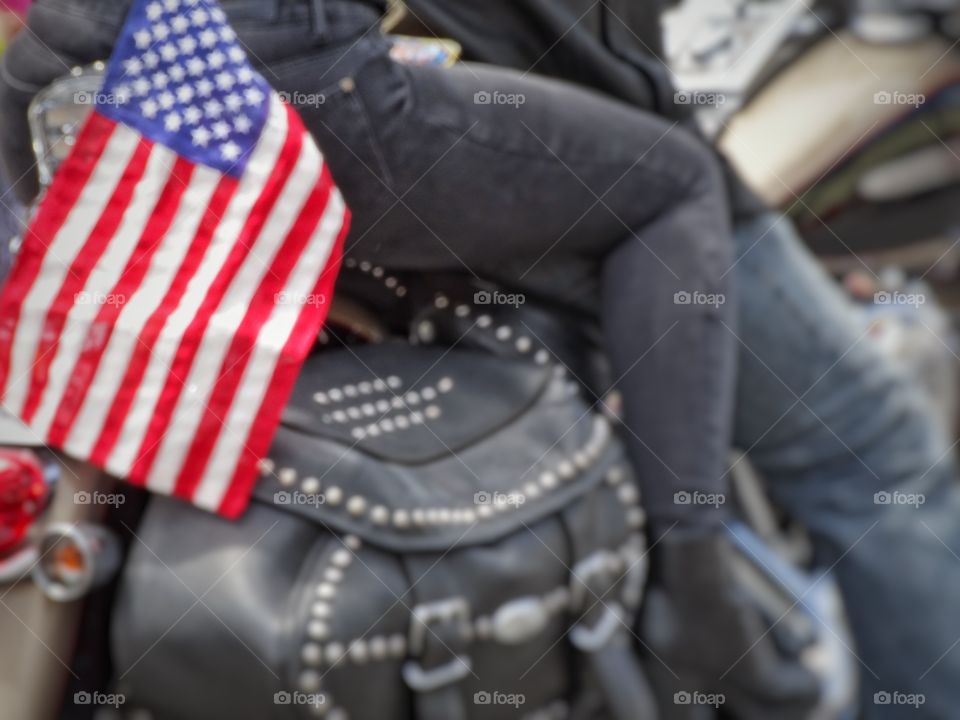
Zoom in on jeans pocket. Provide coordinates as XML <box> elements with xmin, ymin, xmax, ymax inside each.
<box><xmin>284</xmin><ymin>58</ymin><xmax>402</xmax><ymax>219</ymax></box>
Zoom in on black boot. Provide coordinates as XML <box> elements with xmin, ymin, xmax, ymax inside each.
<box><xmin>640</xmin><ymin>532</ymin><xmax>821</xmax><ymax>719</ymax></box>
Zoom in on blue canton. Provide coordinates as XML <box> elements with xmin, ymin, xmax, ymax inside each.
<box><xmin>99</xmin><ymin>0</ymin><xmax>272</xmax><ymax>177</ymax></box>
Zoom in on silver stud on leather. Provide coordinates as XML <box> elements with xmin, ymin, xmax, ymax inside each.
<box><xmin>370</xmin><ymin>505</ymin><xmax>389</xmax><ymax>525</ymax></box>
<box><xmin>302</xmin><ymin>643</ymin><xmax>323</xmax><ymax>666</ymax></box>
<box><xmin>325</xmin><ymin>486</ymin><xmax>344</xmax><ymax>506</ymax></box>
<box><xmin>278</xmin><ymin>467</ymin><xmax>297</xmax><ymax>486</ymax></box>
<box><xmin>346</xmin><ymin>496</ymin><xmax>367</xmax><ymax>517</ymax></box>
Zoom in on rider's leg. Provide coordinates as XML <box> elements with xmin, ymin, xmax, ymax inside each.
<box><xmin>297</xmin><ymin>57</ymin><xmax>739</xmax><ymax>534</ymax></box>
<box><xmin>733</xmin><ymin>211</ymin><xmax>960</xmax><ymax>719</ymax></box>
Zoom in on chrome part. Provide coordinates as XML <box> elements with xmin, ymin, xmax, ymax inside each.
<box><xmin>31</xmin><ymin>522</ymin><xmax>121</xmax><ymax>602</ymax></box>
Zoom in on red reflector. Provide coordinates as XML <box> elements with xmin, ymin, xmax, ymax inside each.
<box><xmin>0</xmin><ymin>449</ymin><xmax>48</xmax><ymax>557</ymax></box>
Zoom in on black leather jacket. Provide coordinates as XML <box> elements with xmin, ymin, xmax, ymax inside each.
<box><xmin>403</xmin><ymin>0</ymin><xmax>765</xmax><ymax>221</ymax></box>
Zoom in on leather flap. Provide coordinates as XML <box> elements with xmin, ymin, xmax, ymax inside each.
<box><xmin>256</xmin><ymin>344</ymin><xmax>628</xmax><ymax>552</ymax></box>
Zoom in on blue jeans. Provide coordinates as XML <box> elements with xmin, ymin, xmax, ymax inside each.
<box><xmin>734</xmin><ymin>212</ymin><xmax>960</xmax><ymax>719</ymax></box>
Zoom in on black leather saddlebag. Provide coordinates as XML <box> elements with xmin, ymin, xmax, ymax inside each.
<box><xmin>109</xmin><ymin>341</ymin><xmax>650</xmax><ymax>720</ymax></box>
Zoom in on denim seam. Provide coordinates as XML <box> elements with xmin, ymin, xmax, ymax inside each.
<box><xmin>345</xmin><ymin>88</ymin><xmax>396</xmax><ymax>189</ymax></box>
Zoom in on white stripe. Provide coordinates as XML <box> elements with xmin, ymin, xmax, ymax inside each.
<box><xmin>194</xmin><ymin>189</ymin><xmax>346</xmax><ymax>512</ymax></box>
<box><xmin>63</xmin><ymin>168</ymin><xmax>221</xmax><ymax>459</ymax></box>
<box><xmin>2</xmin><ymin>126</ymin><xmax>140</xmax><ymax>416</ymax></box>
<box><xmin>106</xmin><ymin>94</ymin><xmax>290</xmax><ymax>477</ymax></box>
<box><xmin>145</xmin><ymin>136</ymin><xmax>322</xmax><ymax>494</ymax></box>
<box><xmin>29</xmin><ymin>146</ymin><xmax>177</xmax><ymax>439</ymax></box>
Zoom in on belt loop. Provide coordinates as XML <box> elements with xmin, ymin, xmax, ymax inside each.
<box><xmin>310</xmin><ymin>0</ymin><xmax>328</xmax><ymax>39</ymax></box>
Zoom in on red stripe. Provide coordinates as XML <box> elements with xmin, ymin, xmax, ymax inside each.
<box><xmin>20</xmin><ymin>139</ymin><xmax>153</xmax><ymax>424</ymax></box>
<box><xmin>0</xmin><ymin>114</ymin><xmax>116</xmax><ymax>400</ymax></box>
<box><xmin>127</xmin><ymin>104</ymin><xmax>304</xmax><ymax>485</ymax></box>
<box><xmin>87</xmin><ymin>175</ymin><xmax>238</xmax><ymax>472</ymax></box>
<box><xmin>219</xmin><ymin>190</ymin><xmax>349</xmax><ymax>519</ymax></box>
<box><xmin>47</xmin><ymin>158</ymin><xmax>196</xmax><ymax>447</ymax></box>
<box><xmin>172</xmin><ymin>172</ymin><xmax>335</xmax><ymax>501</ymax></box>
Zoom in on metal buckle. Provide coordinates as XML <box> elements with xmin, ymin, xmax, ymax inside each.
<box><xmin>403</xmin><ymin>597</ymin><xmax>473</xmax><ymax>692</ymax></box>
<box><xmin>408</xmin><ymin>597</ymin><xmax>471</xmax><ymax>655</ymax></box>
<box><xmin>402</xmin><ymin>655</ymin><xmax>473</xmax><ymax>692</ymax></box>
<box><xmin>570</xmin><ymin>602</ymin><xmax>626</xmax><ymax>653</ymax></box>
<box><xmin>570</xmin><ymin>550</ymin><xmax>620</xmax><ymax>609</ymax></box>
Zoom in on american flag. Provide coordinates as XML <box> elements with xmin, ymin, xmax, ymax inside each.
<box><xmin>0</xmin><ymin>0</ymin><xmax>349</xmax><ymax>517</ymax></box>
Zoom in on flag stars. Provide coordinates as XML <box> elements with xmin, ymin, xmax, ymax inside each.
<box><xmin>207</xmin><ymin>50</ymin><xmax>226</xmax><ymax>69</ymax></box>
<box><xmin>212</xmin><ymin>121</ymin><xmax>231</xmax><ymax>139</ymax></box>
<box><xmin>224</xmin><ymin>93</ymin><xmax>243</xmax><ymax>112</ymax></box>
<box><xmin>221</xmin><ymin>141</ymin><xmax>241</xmax><ymax>162</ymax></box>
<box><xmin>170</xmin><ymin>14</ymin><xmax>190</xmax><ymax>34</ymax></box>
<box><xmin>100</xmin><ymin>0</ymin><xmax>272</xmax><ymax>173</ymax></box>
<box><xmin>204</xmin><ymin>99</ymin><xmax>224</xmax><ymax>117</ymax></box>
<box><xmin>164</xmin><ymin>113</ymin><xmax>182</xmax><ymax>132</ymax></box>
<box><xmin>216</xmin><ymin>72</ymin><xmax>236</xmax><ymax>91</ymax></box>
<box><xmin>179</xmin><ymin>36</ymin><xmax>197</xmax><ymax>55</ymax></box>
<box><xmin>176</xmin><ymin>84</ymin><xmax>195</xmax><ymax>103</ymax></box>
<box><xmin>160</xmin><ymin>42</ymin><xmax>178</xmax><ymax>62</ymax></box>
<box><xmin>134</xmin><ymin>29</ymin><xmax>153</xmax><ymax>49</ymax></box>
<box><xmin>168</xmin><ymin>64</ymin><xmax>186</xmax><ymax>83</ymax></box>
<box><xmin>192</xmin><ymin>127</ymin><xmax>212</xmax><ymax>147</ymax></box>
<box><xmin>141</xmin><ymin>99</ymin><xmax>159</xmax><ymax>119</ymax></box>
<box><xmin>196</xmin><ymin>78</ymin><xmax>214</xmax><ymax>97</ymax></box>
<box><xmin>123</xmin><ymin>57</ymin><xmax>143</xmax><ymax>76</ymax></box>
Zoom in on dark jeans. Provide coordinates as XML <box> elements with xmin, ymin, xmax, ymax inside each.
<box><xmin>0</xmin><ymin>0</ymin><xmax>738</xmax><ymax>531</ymax></box>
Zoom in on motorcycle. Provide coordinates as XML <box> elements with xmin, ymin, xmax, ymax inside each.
<box><xmin>0</xmin><ymin>30</ymin><xmax>858</xmax><ymax>720</ymax></box>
